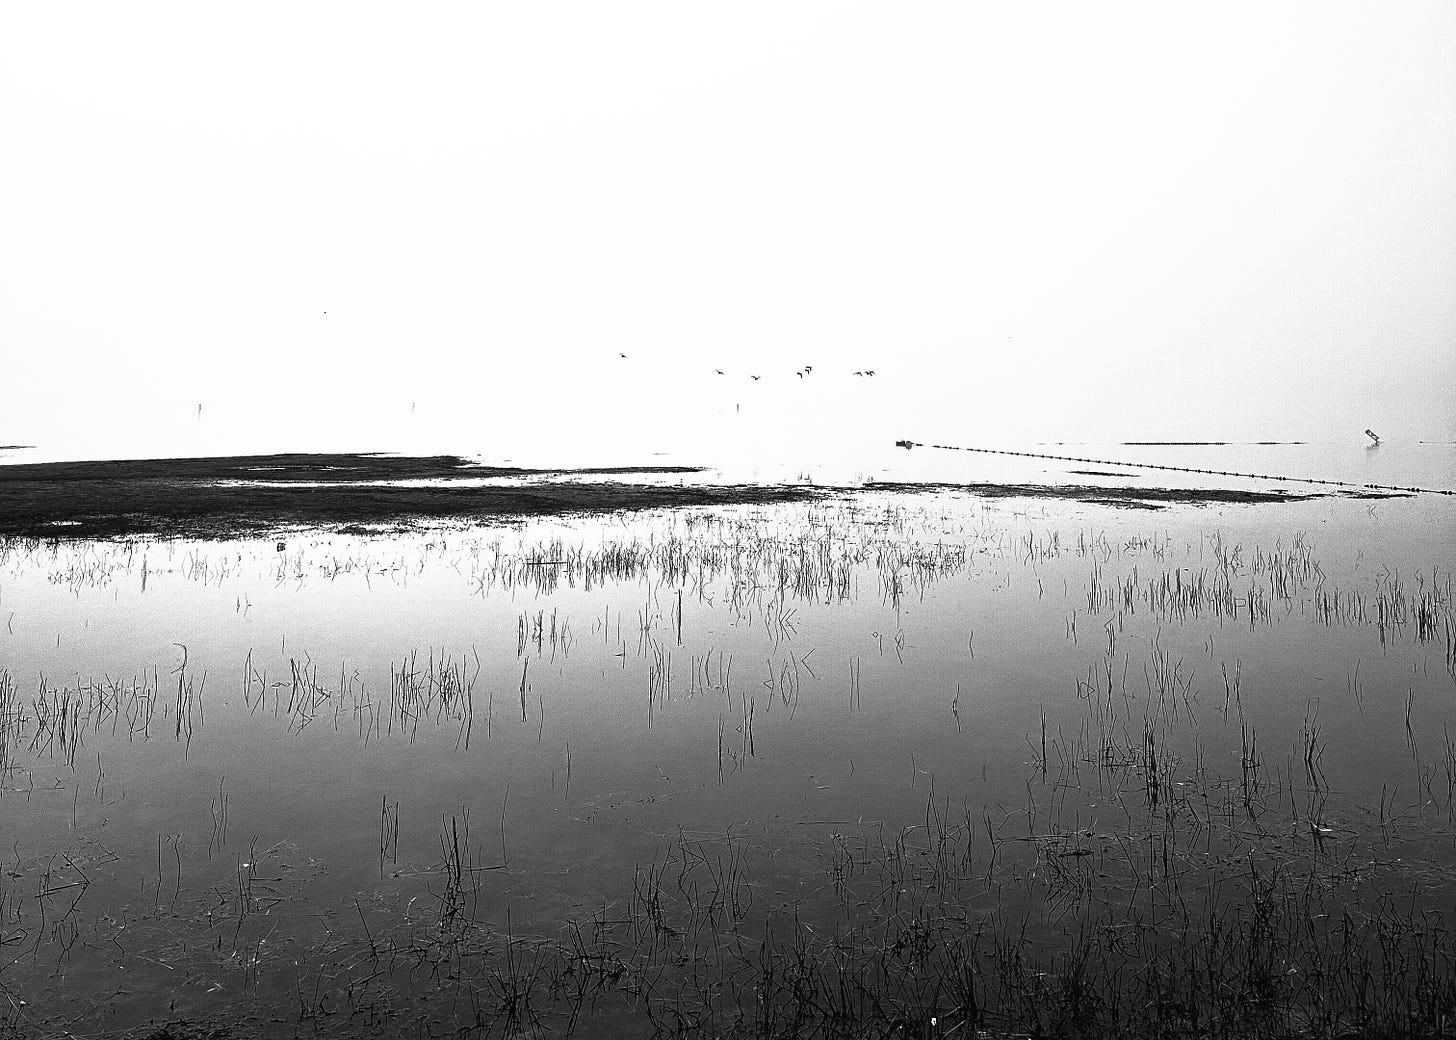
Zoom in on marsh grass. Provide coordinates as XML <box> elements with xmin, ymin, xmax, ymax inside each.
<box><xmin>0</xmin><ymin>499</ymin><xmax>1454</xmax><ymax>1037</ymax></box>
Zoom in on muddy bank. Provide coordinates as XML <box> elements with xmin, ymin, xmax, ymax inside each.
<box><xmin>0</xmin><ymin>473</ymin><xmax>817</xmax><ymax>540</ymax></box>
<box><xmin>0</xmin><ymin>451</ymin><xmax>702</xmax><ymax>484</ymax></box>
<box><xmin>0</xmin><ymin>453</ymin><xmax>1389</xmax><ymax>540</ymax></box>
<box><xmin>868</xmin><ymin>480</ymin><xmax>1346</xmax><ymax>510</ymax></box>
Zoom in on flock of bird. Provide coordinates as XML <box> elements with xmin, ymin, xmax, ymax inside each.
<box><xmin>617</xmin><ymin>354</ymin><xmax>876</xmax><ymax>381</ymax></box>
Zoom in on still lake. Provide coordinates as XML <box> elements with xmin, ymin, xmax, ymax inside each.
<box><xmin>1</xmin><ymin>443</ymin><xmax>1453</xmax><ymax>1037</ymax></box>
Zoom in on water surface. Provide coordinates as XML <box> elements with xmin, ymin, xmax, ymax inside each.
<box><xmin>1</xmin><ymin>485</ymin><xmax>1453</xmax><ymax>1035</ymax></box>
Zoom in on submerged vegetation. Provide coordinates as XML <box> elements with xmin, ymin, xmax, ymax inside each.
<box><xmin>0</xmin><ymin>491</ymin><xmax>1453</xmax><ymax>1037</ymax></box>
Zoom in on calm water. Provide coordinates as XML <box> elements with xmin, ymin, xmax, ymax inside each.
<box><xmin>1</xmin><ymin>481</ymin><xmax>1453</xmax><ymax>1034</ymax></box>
<box><xmin>3</xmin><ymin>436</ymin><xmax>1454</xmax><ymax>492</ymax></box>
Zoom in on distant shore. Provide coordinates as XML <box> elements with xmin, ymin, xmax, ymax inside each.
<box><xmin>0</xmin><ymin>452</ymin><xmax>1378</xmax><ymax>540</ymax></box>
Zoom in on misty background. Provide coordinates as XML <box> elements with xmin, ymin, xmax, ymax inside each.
<box><xmin>2</xmin><ymin>3</ymin><xmax>1453</xmax><ymax>470</ymax></box>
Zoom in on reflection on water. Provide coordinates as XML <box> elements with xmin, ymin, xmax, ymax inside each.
<box><xmin>1</xmin><ymin>491</ymin><xmax>1454</xmax><ymax>1035</ymax></box>
<box><xmin>4</xmin><ymin>438</ymin><xmax>1454</xmax><ymax>494</ymax></box>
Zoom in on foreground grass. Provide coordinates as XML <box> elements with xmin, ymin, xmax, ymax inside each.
<box><xmin>6</xmin><ymin>813</ymin><xmax>1455</xmax><ymax>1040</ymax></box>
<box><xmin>2</xmin><ymin>491</ymin><xmax>1443</xmax><ymax>1038</ymax></box>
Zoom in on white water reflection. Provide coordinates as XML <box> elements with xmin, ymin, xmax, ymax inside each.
<box><xmin>4</xmin><ymin>438</ymin><xmax>1453</xmax><ymax>496</ymax></box>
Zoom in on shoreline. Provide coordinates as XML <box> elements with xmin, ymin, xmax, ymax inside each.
<box><xmin>0</xmin><ymin>452</ymin><xmax>1401</xmax><ymax>540</ymax></box>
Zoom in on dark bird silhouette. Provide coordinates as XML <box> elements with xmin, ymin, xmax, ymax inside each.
<box><xmin>854</xmin><ymin>371</ymin><xmax>863</xmax><ymax>376</ymax></box>
<box><xmin>1365</xmin><ymin>428</ymin><xmax>1381</xmax><ymax>445</ymax></box>
<box><xmin>796</xmin><ymin>371</ymin><xmax>803</xmax><ymax>378</ymax></box>
<box><xmin>715</xmin><ymin>369</ymin><xmax>724</xmax><ymax>375</ymax></box>
<box><xmin>751</xmin><ymin>375</ymin><xmax>760</xmax><ymax>381</ymax></box>
<box><xmin>865</xmin><ymin>370</ymin><xmax>876</xmax><ymax>376</ymax></box>
<box><xmin>804</xmin><ymin>366</ymin><xmax>812</xmax><ymax>374</ymax></box>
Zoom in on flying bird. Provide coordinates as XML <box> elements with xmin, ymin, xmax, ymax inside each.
<box><xmin>715</xmin><ymin>369</ymin><xmax>724</xmax><ymax>375</ymax></box>
<box><xmin>751</xmin><ymin>375</ymin><xmax>760</xmax><ymax>381</ymax></box>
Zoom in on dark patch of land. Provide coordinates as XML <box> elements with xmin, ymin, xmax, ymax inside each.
<box><xmin>870</xmin><ymin>481</ymin><xmax>1325</xmax><ymax>510</ymax></box>
<box><xmin>1341</xmin><ymin>488</ymin><xmax>1412</xmax><ymax>499</ymax></box>
<box><xmin>2</xmin><ymin>480</ymin><xmax>834</xmax><ymax>539</ymax></box>
<box><xmin>0</xmin><ymin>452</ymin><xmax>701</xmax><ymax>483</ymax></box>
<box><xmin>0</xmin><ymin>453</ymin><xmax>1365</xmax><ymax>541</ymax></box>
<box><xmin>0</xmin><ymin>453</ymin><xmax>779</xmax><ymax>539</ymax></box>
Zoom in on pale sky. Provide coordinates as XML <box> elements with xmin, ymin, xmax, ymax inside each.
<box><xmin>2</xmin><ymin>3</ymin><xmax>1453</xmax><ymax>466</ymax></box>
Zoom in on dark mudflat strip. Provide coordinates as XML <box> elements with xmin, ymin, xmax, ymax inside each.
<box><xmin>0</xmin><ymin>454</ymin><xmax>1376</xmax><ymax>541</ymax></box>
<box><xmin>871</xmin><ymin>481</ymin><xmax>1328</xmax><ymax>509</ymax></box>
<box><xmin>0</xmin><ymin>476</ymin><xmax>826</xmax><ymax>539</ymax></box>
<box><xmin>0</xmin><ymin>452</ymin><xmax>702</xmax><ymax>483</ymax></box>
<box><xmin>0</xmin><ymin>453</ymin><xmax>780</xmax><ymax>539</ymax></box>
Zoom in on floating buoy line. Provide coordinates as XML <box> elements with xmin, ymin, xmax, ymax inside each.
<box><xmin>893</xmin><ymin>441</ymin><xmax>1455</xmax><ymax>497</ymax></box>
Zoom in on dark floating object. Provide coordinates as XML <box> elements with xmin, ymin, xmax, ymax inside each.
<box><xmin>276</xmin><ymin>541</ymin><xmax>286</xmax><ymax>552</ymax></box>
<box><xmin>1365</xmin><ymin>428</ymin><xmax>1381</xmax><ymax>445</ymax></box>
<box><xmin>895</xmin><ymin>439</ymin><xmax>915</xmax><ymax>449</ymax></box>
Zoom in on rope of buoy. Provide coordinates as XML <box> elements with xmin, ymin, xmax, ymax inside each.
<box><xmin>894</xmin><ymin>441</ymin><xmax>1455</xmax><ymax>497</ymax></box>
